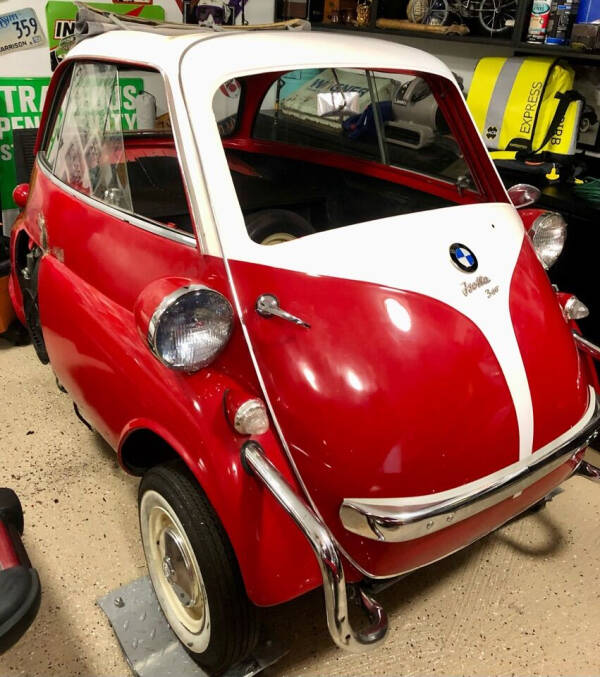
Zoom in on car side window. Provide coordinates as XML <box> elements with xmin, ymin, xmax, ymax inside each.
<box><xmin>43</xmin><ymin>62</ymin><xmax>194</xmax><ymax>236</ymax></box>
<box><xmin>213</xmin><ymin>79</ymin><xmax>242</xmax><ymax>137</ymax></box>
<box><xmin>45</xmin><ymin>73</ymin><xmax>71</xmax><ymax>170</ymax></box>
<box><xmin>51</xmin><ymin>62</ymin><xmax>133</xmax><ymax>210</ymax></box>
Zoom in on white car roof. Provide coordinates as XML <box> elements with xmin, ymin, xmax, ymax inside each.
<box><xmin>64</xmin><ymin>21</ymin><xmax>467</xmax><ymax>257</ymax></box>
<box><xmin>66</xmin><ymin>28</ymin><xmax>455</xmax><ymax>83</ymax></box>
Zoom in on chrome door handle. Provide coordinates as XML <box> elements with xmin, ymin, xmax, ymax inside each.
<box><xmin>256</xmin><ymin>294</ymin><xmax>310</xmax><ymax>329</ymax></box>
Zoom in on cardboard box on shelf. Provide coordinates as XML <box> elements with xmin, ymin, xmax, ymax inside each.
<box><xmin>571</xmin><ymin>21</ymin><xmax>600</xmax><ymax>49</ymax></box>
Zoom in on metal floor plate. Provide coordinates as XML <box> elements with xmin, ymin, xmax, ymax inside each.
<box><xmin>98</xmin><ymin>577</ymin><xmax>286</xmax><ymax>677</ymax></box>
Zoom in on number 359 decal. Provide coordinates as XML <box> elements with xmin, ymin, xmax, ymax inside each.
<box><xmin>0</xmin><ymin>8</ymin><xmax>46</xmax><ymax>55</ymax></box>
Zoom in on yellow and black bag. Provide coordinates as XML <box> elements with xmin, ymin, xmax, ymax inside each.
<box><xmin>467</xmin><ymin>56</ymin><xmax>583</xmax><ymax>162</ymax></box>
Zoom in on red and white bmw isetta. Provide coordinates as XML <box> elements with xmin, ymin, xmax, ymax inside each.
<box><xmin>8</xmin><ymin>8</ymin><xmax>600</xmax><ymax>673</ymax></box>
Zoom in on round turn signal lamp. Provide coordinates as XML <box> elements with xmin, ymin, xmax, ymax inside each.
<box><xmin>225</xmin><ymin>389</ymin><xmax>269</xmax><ymax>436</ymax></box>
<box><xmin>563</xmin><ymin>295</ymin><xmax>590</xmax><ymax>321</ymax></box>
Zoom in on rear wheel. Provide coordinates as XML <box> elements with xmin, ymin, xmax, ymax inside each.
<box><xmin>245</xmin><ymin>209</ymin><xmax>316</xmax><ymax>245</ymax></box>
<box><xmin>139</xmin><ymin>462</ymin><xmax>258</xmax><ymax>674</ymax></box>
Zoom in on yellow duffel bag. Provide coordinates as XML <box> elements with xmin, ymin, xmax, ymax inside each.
<box><xmin>467</xmin><ymin>56</ymin><xmax>584</xmax><ymax>161</ymax></box>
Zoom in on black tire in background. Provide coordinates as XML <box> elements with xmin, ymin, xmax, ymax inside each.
<box><xmin>245</xmin><ymin>208</ymin><xmax>316</xmax><ymax>244</ymax></box>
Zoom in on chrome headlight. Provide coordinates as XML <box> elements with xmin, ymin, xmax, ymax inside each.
<box><xmin>148</xmin><ymin>285</ymin><xmax>233</xmax><ymax>372</ymax></box>
<box><xmin>530</xmin><ymin>211</ymin><xmax>567</xmax><ymax>270</ymax></box>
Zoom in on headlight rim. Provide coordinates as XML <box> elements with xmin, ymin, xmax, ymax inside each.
<box><xmin>530</xmin><ymin>210</ymin><xmax>567</xmax><ymax>270</ymax></box>
<box><xmin>148</xmin><ymin>284</ymin><xmax>234</xmax><ymax>373</ymax></box>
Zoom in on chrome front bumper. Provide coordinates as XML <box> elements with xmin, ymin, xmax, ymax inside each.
<box><xmin>573</xmin><ymin>332</ymin><xmax>600</xmax><ymax>361</ymax></box>
<box><xmin>241</xmin><ymin>388</ymin><xmax>600</xmax><ymax>654</ymax></box>
<box><xmin>340</xmin><ymin>390</ymin><xmax>600</xmax><ymax>543</ymax></box>
<box><xmin>241</xmin><ymin>441</ymin><xmax>388</xmax><ymax>652</ymax></box>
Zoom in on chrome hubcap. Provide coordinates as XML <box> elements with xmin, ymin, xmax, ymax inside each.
<box><xmin>160</xmin><ymin>527</ymin><xmax>198</xmax><ymax>608</ymax></box>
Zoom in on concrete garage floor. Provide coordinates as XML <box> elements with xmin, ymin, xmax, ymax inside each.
<box><xmin>1</xmin><ymin>341</ymin><xmax>599</xmax><ymax>677</ymax></box>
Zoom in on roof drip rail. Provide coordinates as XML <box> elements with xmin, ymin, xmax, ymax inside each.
<box><xmin>67</xmin><ymin>2</ymin><xmax>310</xmax><ymax>47</ymax></box>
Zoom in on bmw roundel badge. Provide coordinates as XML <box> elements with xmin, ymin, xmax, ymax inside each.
<box><xmin>449</xmin><ymin>243</ymin><xmax>478</xmax><ymax>273</ymax></box>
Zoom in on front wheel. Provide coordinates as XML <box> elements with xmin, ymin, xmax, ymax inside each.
<box><xmin>139</xmin><ymin>462</ymin><xmax>258</xmax><ymax>674</ymax></box>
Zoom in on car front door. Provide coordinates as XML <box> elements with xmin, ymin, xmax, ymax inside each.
<box><xmin>32</xmin><ymin>60</ymin><xmax>209</xmax><ymax>445</ymax></box>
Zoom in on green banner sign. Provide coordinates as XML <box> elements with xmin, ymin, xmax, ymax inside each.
<box><xmin>45</xmin><ymin>1</ymin><xmax>165</xmax><ymax>68</ymax></box>
<box><xmin>0</xmin><ymin>75</ymin><xmax>143</xmax><ymax>215</ymax></box>
<box><xmin>0</xmin><ymin>77</ymin><xmax>49</xmax><ymax>215</ymax></box>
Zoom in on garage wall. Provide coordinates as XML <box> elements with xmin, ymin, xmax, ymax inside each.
<box><xmin>352</xmin><ymin>32</ymin><xmax>511</xmax><ymax>89</ymax></box>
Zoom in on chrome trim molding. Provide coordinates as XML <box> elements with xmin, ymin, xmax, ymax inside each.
<box><xmin>241</xmin><ymin>441</ymin><xmax>388</xmax><ymax>653</ymax></box>
<box><xmin>36</xmin><ymin>155</ymin><xmax>197</xmax><ymax>249</ymax></box>
<box><xmin>573</xmin><ymin>332</ymin><xmax>600</xmax><ymax>361</ymax></box>
<box><xmin>340</xmin><ymin>392</ymin><xmax>600</xmax><ymax>543</ymax></box>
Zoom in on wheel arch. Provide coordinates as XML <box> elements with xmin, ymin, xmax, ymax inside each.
<box><xmin>9</xmin><ymin>226</ymin><xmax>33</xmax><ymax>324</ymax></box>
<box><xmin>118</xmin><ymin>417</ymin><xmax>324</xmax><ymax>606</ymax></box>
<box><xmin>118</xmin><ymin>422</ymin><xmax>183</xmax><ymax>476</ymax></box>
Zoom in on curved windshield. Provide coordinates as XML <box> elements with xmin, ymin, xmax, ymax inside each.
<box><xmin>212</xmin><ymin>67</ymin><xmax>485</xmax><ymax>246</ymax></box>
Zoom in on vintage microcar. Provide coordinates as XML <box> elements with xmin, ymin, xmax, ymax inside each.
<box><xmin>8</xmin><ymin>10</ymin><xmax>600</xmax><ymax>673</ymax></box>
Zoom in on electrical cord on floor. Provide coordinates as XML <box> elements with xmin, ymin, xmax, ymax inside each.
<box><xmin>574</xmin><ymin>177</ymin><xmax>600</xmax><ymax>205</ymax></box>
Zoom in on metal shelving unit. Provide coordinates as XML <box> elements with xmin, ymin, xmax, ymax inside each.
<box><xmin>312</xmin><ymin>21</ymin><xmax>515</xmax><ymax>46</ymax></box>
<box><xmin>306</xmin><ymin>0</ymin><xmax>600</xmax><ymax>60</ymax></box>
<box><xmin>514</xmin><ymin>42</ymin><xmax>600</xmax><ymax>62</ymax></box>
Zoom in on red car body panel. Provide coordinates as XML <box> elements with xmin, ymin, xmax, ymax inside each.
<box><xmin>230</xmin><ymin>259</ymin><xmax>521</xmax><ymax>496</ymax></box>
<box><xmin>509</xmin><ymin>239</ymin><xmax>589</xmax><ymax>451</ymax></box>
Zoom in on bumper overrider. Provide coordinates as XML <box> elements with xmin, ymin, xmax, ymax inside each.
<box><xmin>241</xmin><ymin>389</ymin><xmax>600</xmax><ymax>653</ymax></box>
